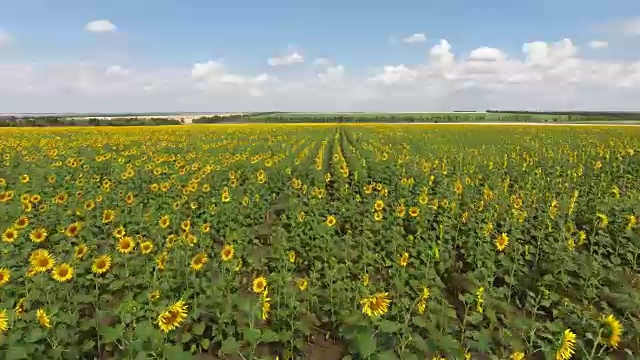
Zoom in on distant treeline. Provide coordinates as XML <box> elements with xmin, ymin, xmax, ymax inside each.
<box><xmin>0</xmin><ymin>116</ymin><xmax>182</xmax><ymax>127</ymax></box>
<box><xmin>251</xmin><ymin>114</ymin><xmax>488</xmax><ymax>123</ymax></box>
<box><xmin>487</xmin><ymin>110</ymin><xmax>640</xmax><ymax>122</ymax></box>
<box><xmin>192</xmin><ymin>112</ymin><xmax>277</xmax><ymax>124</ymax></box>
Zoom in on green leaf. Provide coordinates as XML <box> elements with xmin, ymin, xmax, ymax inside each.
<box><xmin>411</xmin><ymin>316</ymin><xmax>428</xmax><ymax>328</ymax></box>
<box><xmin>135</xmin><ymin>352</ymin><xmax>149</xmax><ymax>360</ymax></box>
<box><xmin>243</xmin><ymin>328</ymin><xmax>262</xmax><ymax>345</ymax></box>
<box><xmin>163</xmin><ymin>344</ymin><xmax>192</xmax><ymax>359</ymax></box>
<box><xmin>261</xmin><ymin>329</ymin><xmax>280</xmax><ymax>342</ymax></box>
<box><xmin>192</xmin><ymin>322</ymin><xmax>206</xmax><ymax>336</ymax></box>
<box><xmin>134</xmin><ymin>321</ymin><xmax>155</xmax><ymax>339</ymax></box>
<box><xmin>220</xmin><ymin>337</ymin><xmax>240</xmax><ymax>354</ymax></box>
<box><xmin>99</xmin><ymin>324</ymin><xmax>124</xmax><ymax>343</ymax></box>
<box><xmin>375</xmin><ymin>350</ymin><xmax>399</xmax><ymax>360</ymax></box>
<box><xmin>356</xmin><ymin>331</ymin><xmax>377</xmax><ymax>358</ymax></box>
<box><xmin>378</xmin><ymin>320</ymin><xmax>400</xmax><ymax>333</ymax></box>
<box><xmin>411</xmin><ymin>333</ymin><xmax>429</xmax><ymax>353</ymax></box>
<box><xmin>5</xmin><ymin>347</ymin><xmax>28</xmax><ymax>360</ymax></box>
<box><xmin>200</xmin><ymin>338</ymin><xmax>211</xmax><ymax>350</ymax></box>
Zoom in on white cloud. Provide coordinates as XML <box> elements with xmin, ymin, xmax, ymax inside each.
<box><xmin>588</xmin><ymin>40</ymin><xmax>609</xmax><ymax>49</ymax></box>
<box><xmin>105</xmin><ymin>65</ymin><xmax>130</xmax><ymax>76</ymax></box>
<box><xmin>0</xmin><ymin>30</ymin><xmax>13</xmax><ymax>47</ymax></box>
<box><xmin>403</xmin><ymin>33</ymin><xmax>427</xmax><ymax>43</ymax></box>
<box><xmin>370</xmin><ymin>65</ymin><xmax>418</xmax><ymax>84</ymax></box>
<box><xmin>85</xmin><ymin>20</ymin><xmax>117</xmax><ymax>33</ymax></box>
<box><xmin>316</xmin><ymin>65</ymin><xmax>345</xmax><ymax>83</ymax></box>
<box><xmin>522</xmin><ymin>38</ymin><xmax>577</xmax><ymax>65</ymax></box>
<box><xmin>268</xmin><ymin>51</ymin><xmax>304</xmax><ymax>66</ymax></box>
<box><xmin>468</xmin><ymin>47</ymin><xmax>506</xmax><ymax>61</ymax></box>
<box><xmin>192</xmin><ymin>59</ymin><xmax>276</xmax><ymax>96</ymax></box>
<box><xmin>313</xmin><ymin>57</ymin><xmax>333</xmax><ymax>66</ymax></box>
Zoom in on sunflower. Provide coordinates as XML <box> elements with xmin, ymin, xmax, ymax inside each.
<box><xmin>2</xmin><ymin>227</ymin><xmax>18</xmax><ymax>243</ymax></box>
<box><xmin>0</xmin><ymin>309</ymin><xmax>7</xmax><ymax>332</ymax></box>
<box><xmin>288</xmin><ymin>250</ymin><xmax>296</xmax><ymax>263</ymax></box>
<box><xmin>148</xmin><ymin>289</ymin><xmax>160</xmax><ymax>302</ymax></box>
<box><xmin>29</xmin><ymin>228</ymin><xmax>48</xmax><ymax>243</ymax></box>
<box><xmin>84</xmin><ymin>200</ymin><xmax>95</xmax><ymax>211</ymax></box>
<box><xmin>603</xmin><ymin>314</ymin><xmax>622</xmax><ymax>349</ymax></box>
<box><xmin>374</xmin><ymin>200</ymin><xmax>384</xmax><ymax>211</ymax></box>
<box><xmin>91</xmin><ymin>255</ymin><xmax>112</xmax><ymax>275</ymax></box>
<box><xmin>159</xmin><ymin>215</ymin><xmax>170</xmax><ymax>229</ymax></box>
<box><xmin>297</xmin><ymin>278</ymin><xmax>308</xmax><ymax>291</ymax></box>
<box><xmin>29</xmin><ymin>249</ymin><xmax>55</xmax><ymax>273</ymax></box>
<box><xmin>140</xmin><ymin>241</ymin><xmax>154</xmax><ymax>254</ymax></box>
<box><xmin>156</xmin><ymin>251</ymin><xmax>168</xmax><ymax>271</ymax></box>
<box><xmin>14</xmin><ymin>216</ymin><xmax>29</xmax><ymax>229</ymax></box>
<box><xmin>252</xmin><ymin>276</ymin><xmax>268</xmax><ymax>293</ymax></box>
<box><xmin>52</xmin><ymin>263</ymin><xmax>74</xmax><ymax>282</ymax></box>
<box><xmin>326</xmin><ymin>215</ymin><xmax>336</xmax><ymax>227</ymax></box>
<box><xmin>189</xmin><ymin>253</ymin><xmax>208</xmax><ymax>271</ymax></box>
<box><xmin>360</xmin><ymin>292</ymin><xmax>391</xmax><ymax>317</ymax></box>
<box><xmin>157</xmin><ymin>300</ymin><xmax>188</xmax><ymax>333</ymax></box>
<box><xmin>510</xmin><ymin>352</ymin><xmax>525</xmax><ymax>360</ymax></box>
<box><xmin>409</xmin><ymin>207</ymin><xmax>420</xmax><ymax>217</ymax></box>
<box><xmin>495</xmin><ymin>233</ymin><xmax>509</xmax><ymax>251</ymax></box>
<box><xmin>36</xmin><ymin>308</ymin><xmax>51</xmax><ymax>329</ymax></box>
<box><xmin>102</xmin><ymin>209</ymin><xmax>115</xmax><ymax>224</ymax></box>
<box><xmin>362</xmin><ymin>273</ymin><xmax>370</xmax><ymax>286</ymax></box>
<box><xmin>0</xmin><ymin>268</ymin><xmax>10</xmax><ymax>286</ymax></box>
<box><xmin>221</xmin><ymin>245</ymin><xmax>234</xmax><ymax>262</ymax></box>
<box><xmin>556</xmin><ymin>329</ymin><xmax>577</xmax><ymax>360</ymax></box>
<box><xmin>180</xmin><ymin>220</ymin><xmax>191</xmax><ymax>232</ymax></box>
<box><xmin>112</xmin><ymin>226</ymin><xmax>125</xmax><ymax>238</ymax></box>
<box><xmin>74</xmin><ymin>244</ymin><xmax>88</xmax><ymax>259</ymax></box>
<box><xmin>14</xmin><ymin>298</ymin><xmax>26</xmax><ymax>318</ymax></box>
<box><xmin>20</xmin><ymin>174</ymin><xmax>30</xmax><ymax>183</ymax></box>
<box><xmin>201</xmin><ymin>223</ymin><xmax>211</xmax><ymax>233</ymax></box>
<box><xmin>65</xmin><ymin>222</ymin><xmax>81</xmax><ymax>238</ymax></box>
<box><xmin>399</xmin><ymin>252</ymin><xmax>409</xmax><ymax>267</ymax></box>
<box><xmin>373</xmin><ymin>211</ymin><xmax>383</xmax><ymax>221</ymax></box>
<box><xmin>116</xmin><ymin>236</ymin><xmax>135</xmax><ymax>254</ymax></box>
<box><xmin>261</xmin><ymin>288</ymin><xmax>271</xmax><ymax>320</ymax></box>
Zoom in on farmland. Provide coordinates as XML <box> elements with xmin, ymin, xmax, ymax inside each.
<box><xmin>0</xmin><ymin>124</ymin><xmax>639</xmax><ymax>359</ymax></box>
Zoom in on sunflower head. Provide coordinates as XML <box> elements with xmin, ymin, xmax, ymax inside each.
<box><xmin>252</xmin><ymin>276</ymin><xmax>268</xmax><ymax>293</ymax></box>
<box><xmin>140</xmin><ymin>241</ymin><xmax>154</xmax><ymax>254</ymax></box>
<box><xmin>221</xmin><ymin>245</ymin><xmax>234</xmax><ymax>262</ymax></box>
<box><xmin>190</xmin><ymin>253</ymin><xmax>208</xmax><ymax>271</ymax></box>
<box><xmin>91</xmin><ymin>255</ymin><xmax>112</xmax><ymax>275</ymax></box>
<box><xmin>0</xmin><ymin>268</ymin><xmax>11</xmax><ymax>286</ymax></box>
<box><xmin>29</xmin><ymin>249</ymin><xmax>55</xmax><ymax>273</ymax></box>
<box><xmin>116</xmin><ymin>236</ymin><xmax>135</xmax><ymax>254</ymax></box>
<box><xmin>30</xmin><ymin>228</ymin><xmax>48</xmax><ymax>243</ymax></box>
<box><xmin>495</xmin><ymin>233</ymin><xmax>509</xmax><ymax>251</ymax></box>
<box><xmin>52</xmin><ymin>263</ymin><xmax>74</xmax><ymax>282</ymax></box>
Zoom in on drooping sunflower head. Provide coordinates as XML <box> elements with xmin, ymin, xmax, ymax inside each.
<box><xmin>157</xmin><ymin>300</ymin><xmax>188</xmax><ymax>333</ymax></box>
<box><xmin>603</xmin><ymin>314</ymin><xmax>622</xmax><ymax>349</ymax></box>
<box><xmin>220</xmin><ymin>245</ymin><xmax>234</xmax><ymax>262</ymax></box>
<box><xmin>399</xmin><ymin>252</ymin><xmax>409</xmax><ymax>267</ymax></box>
<box><xmin>91</xmin><ymin>255</ymin><xmax>112</xmax><ymax>275</ymax></box>
<box><xmin>556</xmin><ymin>329</ymin><xmax>577</xmax><ymax>360</ymax></box>
<box><xmin>297</xmin><ymin>278</ymin><xmax>308</xmax><ymax>291</ymax></box>
<box><xmin>36</xmin><ymin>308</ymin><xmax>51</xmax><ymax>329</ymax></box>
<box><xmin>252</xmin><ymin>276</ymin><xmax>268</xmax><ymax>294</ymax></box>
<box><xmin>0</xmin><ymin>268</ymin><xmax>10</xmax><ymax>286</ymax></box>
<box><xmin>360</xmin><ymin>292</ymin><xmax>391</xmax><ymax>317</ymax></box>
<box><xmin>190</xmin><ymin>253</ymin><xmax>208</xmax><ymax>271</ymax></box>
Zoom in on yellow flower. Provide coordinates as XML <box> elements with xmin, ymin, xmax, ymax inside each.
<box><xmin>190</xmin><ymin>252</ymin><xmax>208</xmax><ymax>271</ymax></box>
<box><xmin>2</xmin><ymin>227</ymin><xmax>18</xmax><ymax>243</ymax></box>
<box><xmin>603</xmin><ymin>314</ymin><xmax>622</xmax><ymax>349</ymax></box>
<box><xmin>112</xmin><ymin>226</ymin><xmax>126</xmax><ymax>238</ymax></box>
<box><xmin>495</xmin><ymin>233</ymin><xmax>509</xmax><ymax>251</ymax></box>
<box><xmin>148</xmin><ymin>290</ymin><xmax>160</xmax><ymax>302</ymax></box>
<box><xmin>29</xmin><ymin>228</ymin><xmax>48</xmax><ymax>243</ymax></box>
<box><xmin>74</xmin><ymin>244</ymin><xmax>88</xmax><ymax>259</ymax></box>
<box><xmin>252</xmin><ymin>276</ymin><xmax>268</xmax><ymax>293</ymax></box>
<box><xmin>374</xmin><ymin>200</ymin><xmax>384</xmax><ymax>211</ymax></box>
<box><xmin>326</xmin><ymin>215</ymin><xmax>336</xmax><ymax>227</ymax></box>
<box><xmin>297</xmin><ymin>278</ymin><xmax>308</xmax><ymax>291</ymax></box>
<box><xmin>510</xmin><ymin>352</ymin><xmax>525</xmax><ymax>360</ymax></box>
<box><xmin>157</xmin><ymin>300</ymin><xmax>188</xmax><ymax>333</ymax></box>
<box><xmin>627</xmin><ymin>215</ymin><xmax>637</xmax><ymax>231</ymax></box>
<box><xmin>221</xmin><ymin>244</ymin><xmax>234</xmax><ymax>262</ymax></box>
<box><xmin>555</xmin><ymin>329</ymin><xmax>577</xmax><ymax>360</ymax></box>
<box><xmin>159</xmin><ymin>215</ymin><xmax>170</xmax><ymax>229</ymax></box>
<box><xmin>0</xmin><ymin>309</ymin><xmax>8</xmax><ymax>333</ymax></box>
<box><xmin>116</xmin><ymin>236</ymin><xmax>135</xmax><ymax>254</ymax></box>
<box><xmin>156</xmin><ymin>251</ymin><xmax>168</xmax><ymax>271</ymax></box>
<box><xmin>65</xmin><ymin>222</ymin><xmax>81</xmax><ymax>238</ymax></box>
<box><xmin>399</xmin><ymin>252</ymin><xmax>409</xmax><ymax>267</ymax></box>
<box><xmin>14</xmin><ymin>298</ymin><xmax>26</xmax><ymax>318</ymax></box>
<box><xmin>52</xmin><ymin>263</ymin><xmax>74</xmax><ymax>282</ymax></box>
<box><xmin>102</xmin><ymin>210</ymin><xmax>116</xmax><ymax>224</ymax></box>
<box><xmin>29</xmin><ymin>249</ymin><xmax>55</xmax><ymax>273</ymax></box>
<box><xmin>362</xmin><ymin>273</ymin><xmax>370</xmax><ymax>286</ymax></box>
<box><xmin>180</xmin><ymin>220</ymin><xmax>191</xmax><ymax>232</ymax></box>
<box><xmin>360</xmin><ymin>292</ymin><xmax>391</xmax><ymax>317</ymax></box>
<box><xmin>0</xmin><ymin>268</ymin><xmax>10</xmax><ymax>286</ymax></box>
<box><xmin>14</xmin><ymin>216</ymin><xmax>29</xmax><ymax>229</ymax></box>
<box><xmin>409</xmin><ymin>207</ymin><xmax>420</xmax><ymax>217</ymax></box>
<box><xmin>36</xmin><ymin>308</ymin><xmax>51</xmax><ymax>329</ymax></box>
<box><xmin>140</xmin><ymin>241</ymin><xmax>154</xmax><ymax>254</ymax></box>
<box><xmin>261</xmin><ymin>288</ymin><xmax>271</xmax><ymax>320</ymax></box>
<box><xmin>596</xmin><ymin>213</ymin><xmax>608</xmax><ymax>229</ymax></box>
<box><xmin>91</xmin><ymin>255</ymin><xmax>112</xmax><ymax>275</ymax></box>
<box><xmin>287</xmin><ymin>250</ymin><xmax>296</xmax><ymax>263</ymax></box>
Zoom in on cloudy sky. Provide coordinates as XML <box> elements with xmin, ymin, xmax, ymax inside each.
<box><xmin>1</xmin><ymin>0</ymin><xmax>640</xmax><ymax>113</ymax></box>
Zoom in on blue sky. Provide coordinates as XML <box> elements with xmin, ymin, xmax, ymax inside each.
<box><xmin>1</xmin><ymin>0</ymin><xmax>640</xmax><ymax>112</ymax></box>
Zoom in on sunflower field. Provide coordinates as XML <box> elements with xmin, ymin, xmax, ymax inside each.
<box><xmin>0</xmin><ymin>124</ymin><xmax>639</xmax><ymax>360</ymax></box>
